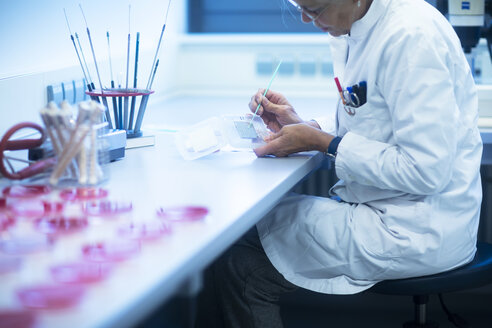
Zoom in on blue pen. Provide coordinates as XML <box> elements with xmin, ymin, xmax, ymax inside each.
<box><xmin>359</xmin><ymin>81</ymin><xmax>367</xmax><ymax>105</ymax></box>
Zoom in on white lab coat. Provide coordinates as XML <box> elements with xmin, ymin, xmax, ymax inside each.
<box><xmin>257</xmin><ymin>0</ymin><xmax>483</xmax><ymax>294</ymax></box>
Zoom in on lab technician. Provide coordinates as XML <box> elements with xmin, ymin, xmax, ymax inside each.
<box><xmin>196</xmin><ymin>0</ymin><xmax>483</xmax><ymax>326</ymax></box>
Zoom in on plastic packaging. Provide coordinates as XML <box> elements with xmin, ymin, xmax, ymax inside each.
<box><xmin>174</xmin><ymin>115</ymin><xmax>269</xmax><ymax>160</ymax></box>
<box><xmin>221</xmin><ymin>114</ymin><xmax>270</xmax><ymax>149</ymax></box>
<box><xmin>174</xmin><ymin>117</ymin><xmax>228</xmax><ymax>160</ymax></box>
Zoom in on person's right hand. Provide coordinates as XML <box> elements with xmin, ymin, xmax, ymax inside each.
<box><xmin>248</xmin><ymin>89</ymin><xmax>304</xmax><ymax>133</ymax></box>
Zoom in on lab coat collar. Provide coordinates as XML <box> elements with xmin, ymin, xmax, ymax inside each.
<box><xmin>349</xmin><ymin>0</ymin><xmax>390</xmax><ymax>40</ymax></box>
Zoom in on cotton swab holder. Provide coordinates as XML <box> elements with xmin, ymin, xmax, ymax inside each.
<box><xmin>43</xmin><ymin>101</ymin><xmax>111</xmax><ymax>187</ymax></box>
<box><xmin>85</xmin><ymin>88</ymin><xmax>154</xmax><ymax>139</ymax></box>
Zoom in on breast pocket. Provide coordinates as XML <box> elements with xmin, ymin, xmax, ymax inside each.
<box><xmin>339</xmin><ymin>102</ymin><xmax>387</xmax><ymax>140</ymax></box>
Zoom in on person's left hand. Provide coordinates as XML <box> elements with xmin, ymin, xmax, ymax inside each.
<box><xmin>254</xmin><ymin>123</ymin><xmax>333</xmax><ymax>157</ymax></box>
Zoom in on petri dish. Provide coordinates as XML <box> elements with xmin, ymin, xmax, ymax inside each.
<box><xmin>41</xmin><ymin>200</ymin><xmax>65</xmax><ymax>214</ymax></box>
<box><xmin>83</xmin><ymin>200</ymin><xmax>133</xmax><ymax>217</ymax></box>
<box><xmin>1</xmin><ymin>234</ymin><xmax>54</xmax><ymax>255</ymax></box>
<box><xmin>8</xmin><ymin>200</ymin><xmax>45</xmax><ymax>219</ymax></box>
<box><xmin>2</xmin><ymin>185</ymin><xmax>50</xmax><ymax>199</ymax></box>
<box><xmin>34</xmin><ymin>216</ymin><xmax>88</xmax><ymax>236</ymax></box>
<box><xmin>82</xmin><ymin>240</ymin><xmax>140</xmax><ymax>262</ymax></box>
<box><xmin>60</xmin><ymin>187</ymin><xmax>109</xmax><ymax>201</ymax></box>
<box><xmin>8</xmin><ymin>200</ymin><xmax>65</xmax><ymax>219</ymax></box>
<box><xmin>50</xmin><ymin>262</ymin><xmax>113</xmax><ymax>284</ymax></box>
<box><xmin>16</xmin><ymin>284</ymin><xmax>85</xmax><ymax>309</ymax></box>
<box><xmin>0</xmin><ymin>256</ymin><xmax>22</xmax><ymax>274</ymax></box>
<box><xmin>156</xmin><ymin>206</ymin><xmax>209</xmax><ymax>222</ymax></box>
<box><xmin>0</xmin><ymin>212</ymin><xmax>15</xmax><ymax>231</ymax></box>
<box><xmin>118</xmin><ymin>221</ymin><xmax>171</xmax><ymax>241</ymax></box>
<box><xmin>0</xmin><ymin>309</ymin><xmax>37</xmax><ymax>328</ymax></box>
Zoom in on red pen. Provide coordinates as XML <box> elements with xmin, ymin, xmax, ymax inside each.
<box><xmin>334</xmin><ymin>77</ymin><xmax>346</xmax><ymax>105</ymax></box>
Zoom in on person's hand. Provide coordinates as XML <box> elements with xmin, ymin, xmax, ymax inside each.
<box><xmin>249</xmin><ymin>89</ymin><xmax>304</xmax><ymax>132</ymax></box>
<box><xmin>254</xmin><ymin>123</ymin><xmax>334</xmax><ymax>157</ymax></box>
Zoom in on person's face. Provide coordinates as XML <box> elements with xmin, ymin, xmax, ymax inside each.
<box><xmin>293</xmin><ymin>0</ymin><xmax>358</xmax><ymax>36</ymax></box>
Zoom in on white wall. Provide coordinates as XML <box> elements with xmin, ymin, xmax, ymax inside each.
<box><xmin>0</xmin><ymin>0</ymin><xmax>185</xmax><ymax>134</ymax></box>
<box><xmin>0</xmin><ymin>0</ymin><xmax>185</xmax><ymax>79</ymax></box>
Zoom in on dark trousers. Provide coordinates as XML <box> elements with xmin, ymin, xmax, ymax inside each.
<box><xmin>195</xmin><ymin>227</ymin><xmax>298</xmax><ymax>328</ymax></box>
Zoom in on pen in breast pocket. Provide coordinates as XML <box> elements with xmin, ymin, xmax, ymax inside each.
<box><xmin>346</xmin><ymin>86</ymin><xmax>360</xmax><ymax>107</ymax></box>
<box><xmin>334</xmin><ymin>77</ymin><xmax>347</xmax><ymax>105</ymax></box>
<box><xmin>358</xmin><ymin>81</ymin><xmax>367</xmax><ymax>105</ymax></box>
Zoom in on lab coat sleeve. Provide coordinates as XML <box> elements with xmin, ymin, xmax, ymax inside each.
<box><xmin>335</xmin><ymin>32</ymin><xmax>461</xmax><ymax>195</ymax></box>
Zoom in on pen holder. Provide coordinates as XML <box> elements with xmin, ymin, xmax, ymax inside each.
<box><xmin>85</xmin><ymin>88</ymin><xmax>155</xmax><ymax>139</ymax></box>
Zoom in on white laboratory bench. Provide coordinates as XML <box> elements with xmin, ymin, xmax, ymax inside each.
<box><xmin>1</xmin><ymin>94</ymin><xmax>492</xmax><ymax>328</ymax></box>
<box><xmin>0</xmin><ymin>95</ymin><xmax>326</xmax><ymax>328</ymax></box>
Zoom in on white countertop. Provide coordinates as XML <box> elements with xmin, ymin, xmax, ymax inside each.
<box><xmin>0</xmin><ymin>96</ymin><xmax>326</xmax><ymax>328</ymax></box>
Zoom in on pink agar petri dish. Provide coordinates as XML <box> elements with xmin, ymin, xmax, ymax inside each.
<box><xmin>34</xmin><ymin>216</ymin><xmax>88</xmax><ymax>236</ymax></box>
<box><xmin>0</xmin><ymin>309</ymin><xmax>37</xmax><ymax>328</ymax></box>
<box><xmin>0</xmin><ymin>212</ymin><xmax>15</xmax><ymax>231</ymax></box>
<box><xmin>2</xmin><ymin>185</ymin><xmax>50</xmax><ymax>199</ymax></box>
<box><xmin>156</xmin><ymin>206</ymin><xmax>209</xmax><ymax>222</ymax></box>
<box><xmin>8</xmin><ymin>200</ymin><xmax>65</xmax><ymax>219</ymax></box>
<box><xmin>16</xmin><ymin>284</ymin><xmax>85</xmax><ymax>309</ymax></box>
<box><xmin>8</xmin><ymin>200</ymin><xmax>44</xmax><ymax>219</ymax></box>
<box><xmin>50</xmin><ymin>262</ymin><xmax>113</xmax><ymax>284</ymax></box>
<box><xmin>82</xmin><ymin>240</ymin><xmax>140</xmax><ymax>262</ymax></box>
<box><xmin>60</xmin><ymin>187</ymin><xmax>109</xmax><ymax>201</ymax></box>
<box><xmin>1</xmin><ymin>234</ymin><xmax>53</xmax><ymax>255</ymax></box>
<box><xmin>83</xmin><ymin>200</ymin><xmax>133</xmax><ymax>217</ymax></box>
<box><xmin>41</xmin><ymin>200</ymin><xmax>65</xmax><ymax>214</ymax></box>
<box><xmin>0</xmin><ymin>256</ymin><xmax>22</xmax><ymax>274</ymax></box>
<box><xmin>118</xmin><ymin>221</ymin><xmax>171</xmax><ymax>241</ymax></box>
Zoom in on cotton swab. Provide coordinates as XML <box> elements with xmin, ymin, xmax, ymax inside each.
<box><xmin>49</xmin><ymin>101</ymin><xmax>103</xmax><ymax>185</ymax></box>
<box><xmin>249</xmin><ymin>60</ymin><xmax>283</xmax><ymax>127</ymax></box>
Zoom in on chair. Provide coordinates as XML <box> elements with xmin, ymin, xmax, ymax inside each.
<box><xmin>370</xmin><ymin>242</ymin><xmax>492</xmax><ymax>328</ymax></box>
